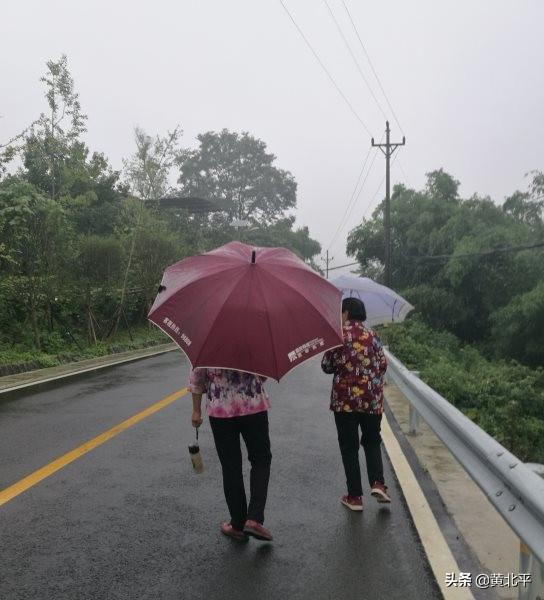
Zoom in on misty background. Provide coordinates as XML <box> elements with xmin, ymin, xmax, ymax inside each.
<box><xmin>2</xmin><ymin>0</ymin><xmax>543</xmax><ymax>270</ymax></box>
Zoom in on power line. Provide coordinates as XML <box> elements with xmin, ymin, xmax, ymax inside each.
<box><xmin>341</xmin><ymin>0</ymin><xmax>405</xmax><ymax>136</ymax></box>
<box><xmin>361</xmin><ymin>173</ymin><xmax>385</xmax><ymax>221</ymax></box>
<box><xmin>359</xmin><ymin>146</ymin><xmax>402</xmax><ymax>222</ymax></box>
<box><xmin>323</xmin><ymin>0</ymin><xmax>388</xmax><ymax>121</ymax></box>
<box><xmin>395</xmin><ymin>155</ymin><xmax>411</xmax><ymax>189</ymax></box>
<box><xmin>326</xmin><ymin>142</ymin><xmax>387</xmax><ymax>256</ymax></box>
<box><xmin>327</xmin><ymin>131</ymin><xmax>386</xmax><ymax>252</ymax></box>
<box><xmin>329</xmin><ymin>260</ymin><xmax>359</xmax><ymax>272</ymax></box>
<box><xmin>412</xmin><ymin>241</ymin><xmax>544</xmax><ymax>261</ymax></box>
<box><xmin>327</xmin><ymin>240</ymin><xmax>544</xmax><ymax>274</ymax></box>
<box><xmin>278</xmin><ymin>0</ymin><xmax>373</xmax><ymax>136</ymax></box>
<box><xmin>327</xmin><ymin>143</ymin><xmax>383</xmax><ymax>251</ymax></box>
<box><xmin>345</xmin><ymin>147</ymin><xmax>381</xmax><ymax>223</ymax></box>
<box><xmin>326</xmin><ymin>146</ymin><xmax>372</xmax><ymax>250</ymax></box>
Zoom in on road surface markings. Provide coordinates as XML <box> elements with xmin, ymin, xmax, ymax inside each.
<box><xmin>0</xmin><ymin>387</ymin><xmax>188</xmax><ymax>507</ymax></box>
<box><xmin>382</xmin><ymin>413</ymin><xmax>475</xmax><ymax>600</ymax></box>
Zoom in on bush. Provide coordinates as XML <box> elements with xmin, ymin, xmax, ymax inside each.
<box><xmin>490</xmin><ymin>281</ymin><xmax>544</xmax><ymax>366</ymax></box>
<box><xmin>380</xmin><ymin>318</ymin><xmax>544</xmax><ymax>462</ymax></box>
<box><xmin>0</xmin><ymin>325</ymin><xmax>170</xmax><ymax>372</ymax></box>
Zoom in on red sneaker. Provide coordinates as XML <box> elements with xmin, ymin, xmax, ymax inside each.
<box><xmin>243</xmin><ymin>519</ymin><xmax>273</xmax><ymax>541</ymax></box>
<box><xmin>341</xmin><ymin>495</ymin><xmax>363</xmax><ymax>511</ymax></box>
<box><xmin>220</xmin><ymin>522</ymin><xmax>248</xmax><ymax>541</ymax></box>
<box><xmin>371</xmin><ymin>482</ymin><xmax>391</xmax><ymax>503</ymax></box>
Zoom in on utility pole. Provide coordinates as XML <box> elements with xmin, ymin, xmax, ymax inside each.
<box><xmin>322</xmin><ymin>250</ymin><xmax>333</xmax><ymax>279</ymax></box>
<box><xmin>372</xmin><ymin>121</ymin><xmax>405</xmax><ymax>288</ymax></box>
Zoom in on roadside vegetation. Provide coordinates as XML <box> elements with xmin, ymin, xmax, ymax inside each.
<box><xmin>379</xmin><ymin>319</ymin><xmax>544</xmax><ymax>462</ymax></box>
<box><xmin>2</xmin><ymin>56</ymin><xmax>543</xmax><ymax>462</ymax></box>
<box><xmin>0</xmin><ymin>56</ymin><xmax>320</xmax><ymax>367</ymax></box>
<box><xmin>347</xmin><ymin>170</ymin><xmax>544</xmax><ymax>462</ymax></box>
<box><xmin>0</xmin><ymin>325</ymin><xmax>169</xmax><ymax>375</ymax></box>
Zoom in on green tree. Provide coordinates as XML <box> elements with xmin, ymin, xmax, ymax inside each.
<box><xmin>347</xmin><ymin>178</ymin><xmax>460</xmax><ymax>288</ymax></box>
<box><xmin>490</xmin><ymin>281</ymin><xmax>544</xmax><ymax>366</ymax></box>
<box><xmin>0</xmin><ymin>121</ymin><xmax>39</xmax><ymax>180</ymax></box>
<box><xmin>0</xmin><ymin>179</ymin><xmax>73</xmax><ymax>349</ymax></box>
<box><xmin>502</xmin><ymin>171</ymin><xmax>543</xmax><ymax>230</ymax></box>
<box><xmin>130</xmin><ymin>226</ymin><xmax>181</xmax><ymax>314</ymax></box>
<box><xmin>74</xmin><ymin>235</ymin><xmax>124</xmax><ymax>342</ymax></box>
<box><xmin>23</xmin><ymin>55</ymin><xmax>87</xmax><ymax>199</ymax></box>
<box><xmin>242</xmin><ymin>217</ymin><xmax>321</xmax><ymax>262</ymax></box>
<box><xmin>347</xmin><ymin>169</ymin><xmax>544</xmax><ymax>348</ymax></box>
<box><xmin>177</xmin><ymin>129</ymin><xmax>297</xmax><ymax>227</ymax></box>
<box><xmin>64</xmin><ymin>149</ymin><xmax>125</xmax><ymax>236</ymax></box>
<box><xmin>425</xmin><ymin>168</ymin><xmax>460</xmax><ymax>202</ymax></box>
<box><xmin>123</xmin><ymin>126</ymin><xmax>182</xmax><ymax>202</ymax></box>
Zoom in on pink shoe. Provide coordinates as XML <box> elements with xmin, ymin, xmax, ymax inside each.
<box><xmin>243</xmin><ymin>519</ymin><xmax>273</xmax><ymax>541</ymax></box>
<box><xmin>220</xmin><ymin>522</ymin><xmax>248</xmax><ymax>541</ymax></box>
<box><xmin>371</xmin><ymin>482</ymin><xmax>391</xmax><ymax>503</ymax></box>
<box><xmin>341</xmin><ymin>495</ymin><xmax>363</xmax><ymax>511</ymax></box>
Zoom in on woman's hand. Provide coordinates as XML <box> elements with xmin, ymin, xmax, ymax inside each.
<box><xmin>192</xmin><ymin>409</ymin><xmax>203</xmax><ymax>428</ymax></box>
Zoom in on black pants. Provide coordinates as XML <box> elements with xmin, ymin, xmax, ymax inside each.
<box><xmin>209</xmin><ymin>411</ymin><xmax>272</xmax><ymax>531</ymax></box>
<box><xmin>334</xmin><ymin>411</ymin><xmax>384</xmax><ymax>497</ymax></box>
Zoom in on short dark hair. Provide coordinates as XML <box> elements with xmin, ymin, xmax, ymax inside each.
<box><xmin>342</xmin><ymin>297</ymin><xmax>366</xmax><ymax>321</ymax></box>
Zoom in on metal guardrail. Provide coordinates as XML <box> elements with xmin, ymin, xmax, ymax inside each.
<box><xmin>384</xmin><ymin>349</ymin><xmax>544</xmax><ymax>565</ymax></box>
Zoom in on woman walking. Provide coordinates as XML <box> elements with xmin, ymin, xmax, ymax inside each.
<box><xmin>189</xmin><ymin>368</ymin><xmax>273</xmax><ymax>541</ymax></box>
<box><xmin>321</xmin><ymin>297</ymin><xmax>390</xmax><ymax>511</ymax></box>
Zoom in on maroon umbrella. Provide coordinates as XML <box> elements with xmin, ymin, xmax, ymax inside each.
<box><xmin>148</xmin><ymin>241</ymin><xmax>342</xmax><ymax>380</ymax></box>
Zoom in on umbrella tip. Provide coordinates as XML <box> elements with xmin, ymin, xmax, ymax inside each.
<box><xmin>251</xmin><ymin>250</ymin><xmax>256</xmax><ymax>264</ymax></box>
<box><xmin>158</xmin><ymin>284</ymin><xmax>166</xmax><ymax>293</ymax></box>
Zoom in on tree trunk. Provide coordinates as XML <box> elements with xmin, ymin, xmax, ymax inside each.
<box><xmin>29</xmin><ymin>292</ymin><xmax>42</xmax><ymax>351</ymax></box>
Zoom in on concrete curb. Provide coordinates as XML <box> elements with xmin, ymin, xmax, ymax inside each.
<box><xmin>0</xmin><ymin>343</ymin><xmax>178</xmax><ymax>394</ymax></box>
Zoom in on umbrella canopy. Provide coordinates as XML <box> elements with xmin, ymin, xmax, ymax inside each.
<box><xmin>148</xmin><ymin>241</ymin><xmax>343</xmax><ymax>380</ymax></box>
<box><xmin>330</xmin><ymin>274</ymin><xmax>414</xmax><ymax>327</ymax></box>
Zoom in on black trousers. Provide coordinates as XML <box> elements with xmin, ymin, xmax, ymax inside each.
<box><xmin>209</xmin><ymin>411</ymin><xmax>272</xmax><ymax>531</ymax></box>
<box><xmin>334</xmin><ymin>411</ymin><xmax>384</xmax><ymax>497</ymax></box>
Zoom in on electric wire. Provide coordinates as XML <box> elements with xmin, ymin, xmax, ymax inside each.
<box><xmin>278</xmin><ymin>0</ymin><xmax>373</xmax><ymax>136</ymax></box>
<box><xmin>327</xmin><ymin>131</ymin><xmax>385</xmax><ymax>251</ymax></box>
<box><xmin>326</xmin><ymin>147</ymin><xmax>372</xmax><ymax>250</ymax></box>
<box><xmin>341</xmin><ymin>0</ymin><xmax>405</xmax><ymax>136</ymax></box>
<box><xmin>359</xmin><ymin>150</ymin><xmax>401</xmax><ymax>222</ymax></box>
<box><xmin>395</xmin><ymin>155</ymin><xmax>411</xmax><ymax>188</ymax></box>
<box><xmin>411</xmin><ymin>241</ymin><xmax>544</xmax><ymax>261</ymax></box>
<box><xmin>326</xmin><ymin>145</ymin><xmax>375</xmax><ymax>250</ymax></box>
<box><xmin>327</xmin><ymin>241</ymin><xmax>544</xmax><ymax>273</ymax></box>
<box><xmin>323</xmin><ymin>0</ymin><xmax>388</xmax><ymax>121</ymax></box>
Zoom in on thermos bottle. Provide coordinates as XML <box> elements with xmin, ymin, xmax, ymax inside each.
<box><xmin>189</xmin><ymin>428</ymin><xmax>204</xmax><ymax>474</ymax></box>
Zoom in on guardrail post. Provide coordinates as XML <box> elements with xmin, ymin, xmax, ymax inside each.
<box><xmin>408</xmin><ymin>371</ymin><xmax>421</xmax><ymax>435</ymax></box>
<box><xmin>519</xmin><ymin>463</ymin><xmax>544</xmax><ymax>600</ymax></box>
<box><xmin>383</xmin><ymin>346</ymin><xmax>390</xmax><ymax>385</ymax></box>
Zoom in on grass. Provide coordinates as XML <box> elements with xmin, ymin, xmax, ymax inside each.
<box><xmin>378</xmin><ymin>318</ymin><xmax>544</xmax><ymax>463</ymax></box>
<box><xmin>0</xmin><ymin>325</ymin><xmax>171</xmax><ymax>372</ymax></box>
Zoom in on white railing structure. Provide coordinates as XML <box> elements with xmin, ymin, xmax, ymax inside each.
<box><xmin>384</xmin><ymin>349</ymin><xmax>544</xmax><ymax>572</ymax></box>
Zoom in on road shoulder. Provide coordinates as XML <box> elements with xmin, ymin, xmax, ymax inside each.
<box><xmin>0</xmin><ymin>343</ymin><xmax>178</xmax><ymax>393</ymax></box>
<box><xmin>385</xmin><ymin>383</ymin><xmax>518</xmax><ymax>600</ymax></box>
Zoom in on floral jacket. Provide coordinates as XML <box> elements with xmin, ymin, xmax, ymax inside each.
<box><xmin>321</xmin><ymin>320</ymin><xmax>387</xmax><ymax>414</ymax></box>
<box><xmin>188</xmin><ymin>368</ymin><xmax>270</xmax><ymax>418</ymax></box>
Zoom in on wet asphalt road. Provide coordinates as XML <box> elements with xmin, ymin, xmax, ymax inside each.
<box><xmin>0</xmin><ymin>352</ymin><xmax>441</xmax><ymax>600</ymax></box>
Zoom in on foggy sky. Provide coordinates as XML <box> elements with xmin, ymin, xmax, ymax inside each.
<box><xmin>2</xmin><ymin>0</ymin><xmax>543</xmax><ymax>273</ymax></box>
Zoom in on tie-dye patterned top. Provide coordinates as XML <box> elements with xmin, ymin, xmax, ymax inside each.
<box><xmin>321</xmin><ymin>320</ymin><xmax>387</xmax><ymax>414</ymax></box>
<box><xmin>188</xmin><ymin>368</ymin><xmax>270</xmax><ymax>418</ymax></box>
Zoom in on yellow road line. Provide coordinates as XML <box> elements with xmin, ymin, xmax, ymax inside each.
<box><xmin>381</xmin><ymin>413</ymin><xmax>474</xmax><ymax>600</ymax></box>
<box><xmin>0</xmin><ymin>387</ymin><xmax>188</xmax><ymax>507</ymax></box>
